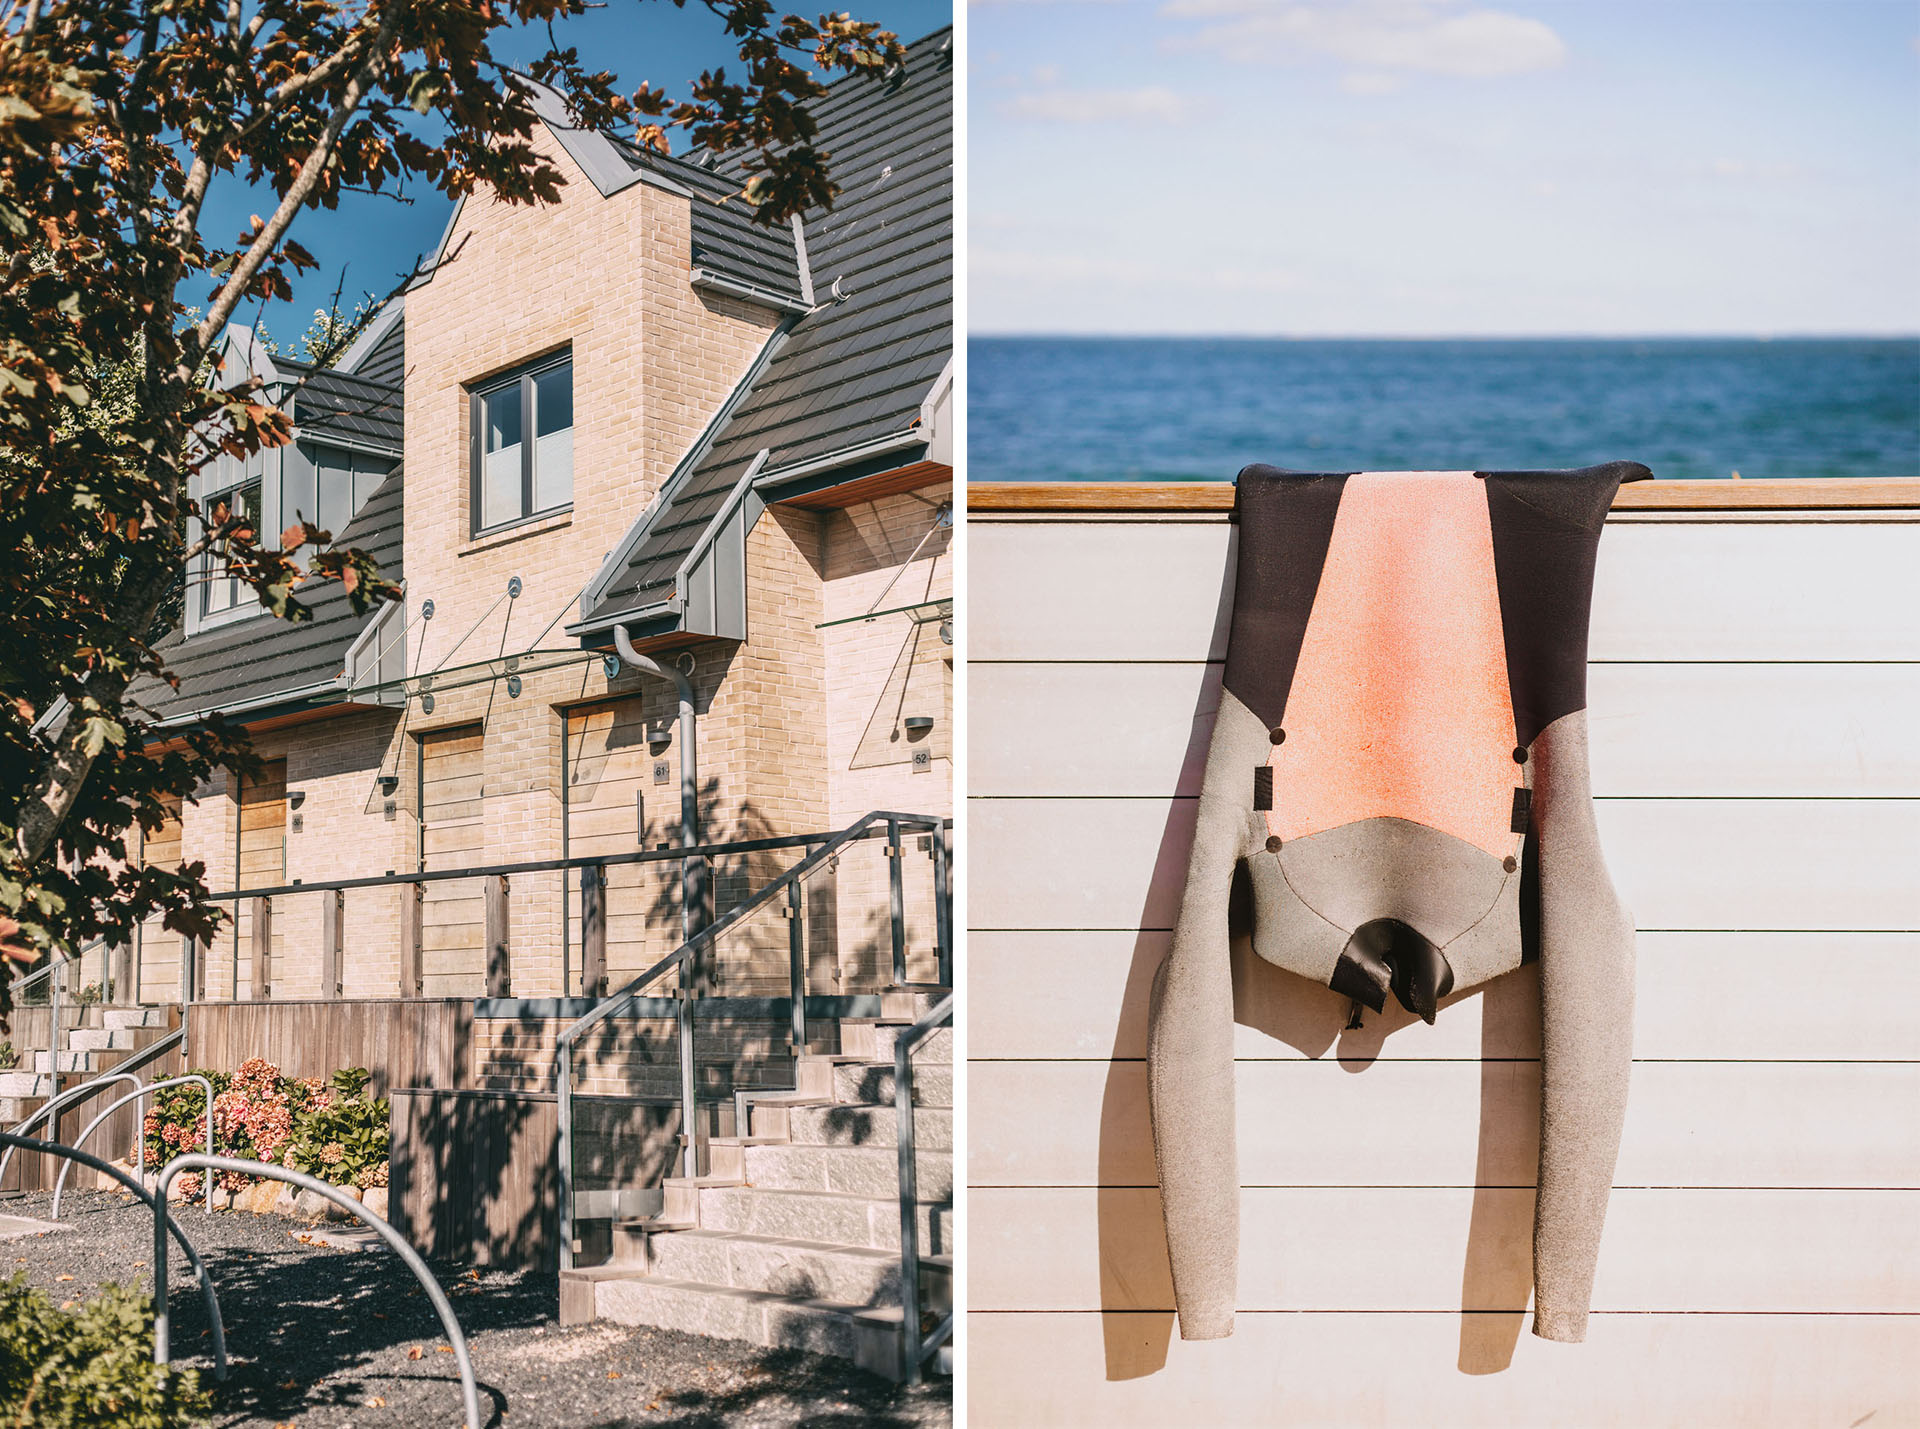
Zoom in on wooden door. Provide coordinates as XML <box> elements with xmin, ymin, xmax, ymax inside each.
<box><xmin>234</xmin><ymin>759</ymin><xmax>286</xmax><ymax>998</ymax></box>
<box><xmin>418</xmin><ymin>726</ymin><xmax>485</xmax><ymax>994</ymax></box>
<box><xmin>564</xmin><ymin>698</ymin><xmax>681</xmax><ymax>991</ymax></box>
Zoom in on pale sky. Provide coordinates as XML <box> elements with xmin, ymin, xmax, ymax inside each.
<box><xmin>970</xmin><ymin>0</ymin><xmax>1920</xmax><ymax>335</ymax></box>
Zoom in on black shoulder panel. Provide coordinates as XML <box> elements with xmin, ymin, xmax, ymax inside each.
<box><xmin>1481</xmin><ymin>462</ymin><xmax>1644</xmax><ymax>746</ymax></box>
<box><xmin>1221</xmin><ymin>465</ymin><xmax>1350</xmax><ymax>729</ymax></box>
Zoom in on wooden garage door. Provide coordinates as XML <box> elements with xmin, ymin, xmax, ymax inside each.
<box><xmin>233</xmin><ymin>759</ymin><xmax>286</xmax><ymax>999</ymax></box>
<box><xmin>565</xmin><ymin>699</ymin><xmax>682</xmax><ymax>989</ymax></box>
<box><xmin>419</xmin><ymin>726</ymin><xmax>485</xmax><ymax>992</ymax></box>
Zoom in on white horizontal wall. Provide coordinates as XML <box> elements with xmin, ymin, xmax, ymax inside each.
<box><xmin>966</xmin><ymin>508</ymin><xmax>1920</xmax><ymax>1428</ymax></box>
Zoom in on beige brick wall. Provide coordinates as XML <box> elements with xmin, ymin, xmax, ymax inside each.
<box><xmin>818</xmin><ymin>482</ymin><xmax>954</xmax><ymax>986</ymax></box>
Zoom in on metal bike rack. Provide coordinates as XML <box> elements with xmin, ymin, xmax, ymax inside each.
<box><xmin>155</xmin><ymin>1155</ymin><xmax>480</xmax><ymax>1429</ymax></box>
<box><xmin>0</xmin><ymin>1132</ymin><xmax>228</xmax><ymax>1380</ymax></box>
<box><xmin>52</xmin><ymin>1074</ymin><xmax>215</xmax><ymax>1217</ymax></box>
<box><xmin>0</xmin><ymin>1071</ymin><xmax>144</xmax><ymax>1189</ymax></box>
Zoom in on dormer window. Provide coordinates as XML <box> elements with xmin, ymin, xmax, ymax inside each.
<box><xmin>199</xmin><ymin>451</ymin><xmax>263</xmax><ymax>619</ymax></box>
<box><xmin>283</xmin><ymin>441</ymin><xmax>393</xmax><ymax>551</ymax></box>
<box><xmin>471</xmin><ymin>351</ymin><xmax>573</xmax><ymax>534</ymax></box>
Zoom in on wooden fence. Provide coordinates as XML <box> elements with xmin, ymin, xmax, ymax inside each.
<box><xmin>965</xmin><ymin>479</ymin><xmax>1920</xmax><ymax>1428</ymax></box>
<box><xmin>183</xmin><ymin>998</ymin><xmax>473</xmax><ymax>1095</ymax></box>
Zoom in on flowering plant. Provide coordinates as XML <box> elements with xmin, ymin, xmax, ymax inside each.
<box><xmin>143</xmin><ymin>1059</ymin><xmax>388</xmax><ymax>1193</ymax></box>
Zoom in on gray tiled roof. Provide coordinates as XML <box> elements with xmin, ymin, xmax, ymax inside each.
<box><xmin>576</xmin><ymin>26</ymin><xmax>953</xmax><ymax>627</ymax></box>
<box><xmin>617</xmin><ymin>144</ymin><xmax>807</xmax><ymax>304</ymax></box>
<box><xmin>135</xmin><ymin>466</ymin><xmax>406</xmax><ymax>725</ymax></box>
<box><xmin>277</xmin><ymin>360</ymin><xmax>404</xmax><ymax>453</ymax></box>
<box><xmin>349</xmin><ymin>312</ymin><xmax>405</xmax><ymax>389</ymax></box>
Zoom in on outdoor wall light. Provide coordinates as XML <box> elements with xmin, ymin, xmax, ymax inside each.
<box><xmin>648</xmin><ymin>726</ymin><xmax>672</xmax><ymax>752</ymax></box>
<box><xmin>288</xmin><ymin>790</ymin><xmax>306</xmax><ymax>809</ymax></box>
<box><xmin>378</xmin><ymin>775</ymin><xmax>400</xmax><ymax>797</ymax></box>
<box><xmin>903</xmin><ymin>715</ymin><xmax>935</xmax><ymax>736</ymax></box>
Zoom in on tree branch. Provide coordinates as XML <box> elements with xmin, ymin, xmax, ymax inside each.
<box><xmin>195</xmin><ymin>28</ymin><xmax>391</xmax><ymax>350</ymax></box>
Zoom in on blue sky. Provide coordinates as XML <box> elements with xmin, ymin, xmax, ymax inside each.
<box><xmin>201</xmin><ymin>0</ymin><xmax>952</xmax><ymax>348</ymax></box>
<box><xmin>971</xmin><ymin>0</ymin><xmax>1920</xmax><ymax>335</ymax></box>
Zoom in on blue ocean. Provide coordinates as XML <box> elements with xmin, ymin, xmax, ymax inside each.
<box><xmin>968</xmin><ymin>338</ymin><xmax>1920</xmax><ymax>482</ymax></box>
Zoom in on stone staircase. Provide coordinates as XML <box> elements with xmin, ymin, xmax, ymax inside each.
<box><xmin>0</xmin><ymin>1007</ymin><xmax>174</xmax><ymax>1120</ymax></box>
<box><xmin>559</xmin><ymin>998</ymin><xmax>953</xmax><ymax>1381</ymax></box>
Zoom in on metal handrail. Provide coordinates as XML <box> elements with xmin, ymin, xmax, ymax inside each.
<box><xmin>554</xmin><ymin>809</ymin><xmax>947</xmax><ymax>1272</ymax></box>
<box><xmin>205</xmin><ymin>826</ymin><xmax>851</xmax><ymax>902</ymax></box>
<box><xmin>0</xmin><ymin>1131</ymin><xmax>228</xmax><ymax>1381</ymax></box>
<box><xmin>53</xmin><ymin>1074</ymin><xmax>215</xmax><ymax>1216</ymax></box>
<box><xmin>895</xmin><ymin>991</ymin><xmax>954</xmax><ymax>1384</ymax></box>
<box><xmin>155</xmin><ymin>1155</ymin><xmax>478</xmax><ymax>1428</ymax></box>
<box><xmin>0</xmin><ymin>1071</ymin><xmax>143</xmax><ymax>1189</ymax></box>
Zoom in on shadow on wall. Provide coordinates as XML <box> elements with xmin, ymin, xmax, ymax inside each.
<box><xmin>1096</xmin><ymin>552</ymin><xmax>1547</xmax><ymax>1383</ymax></box>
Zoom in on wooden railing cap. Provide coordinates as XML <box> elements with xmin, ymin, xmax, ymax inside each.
<box><xmin>967</xmin><ymin>478</ymin><xmax>1920</xmax><ymax>513</ymax></box>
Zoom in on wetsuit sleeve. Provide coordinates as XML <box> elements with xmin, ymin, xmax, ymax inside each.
<box><xmin>1147</xmin><ymin>703</ymin><xmax>1254</xmax><ymax>1341</ymax></box>
<box><xmin>1529</xmin><ymin>710</ymin><xmax>1637</xmax><ymax>1342</ymax></box>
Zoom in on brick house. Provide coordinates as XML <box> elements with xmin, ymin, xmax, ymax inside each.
<box><xmin>40</xmin><ymin>25</ymin><xmax>955</xmax><ymax>1374</ymax></box>
<box><xmin>130</xmin><ymin>28</ymin><xmax>952</xmax><ymax>1010</ymax></box>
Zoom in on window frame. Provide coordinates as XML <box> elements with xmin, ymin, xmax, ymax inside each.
<box><xmin>196</xmin><ymin>452</ymin><xmax>265</xmax><ymax>626</ymax></box>
<box><xmin>468</xmin><ymin>349</ymin><xmax>574</xmax><ymax>537</ymax></box>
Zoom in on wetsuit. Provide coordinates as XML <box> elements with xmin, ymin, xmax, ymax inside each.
<box><xmin>1148</xmin><ymin>462</ymin><xmax>1647</xmax><ymax>1343</ymax></box>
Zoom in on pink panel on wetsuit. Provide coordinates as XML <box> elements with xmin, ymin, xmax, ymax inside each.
<box><xmin>1266</xmin><ymin>471</ymin><xmax>1516</xmax><ymax>860</ymax></box>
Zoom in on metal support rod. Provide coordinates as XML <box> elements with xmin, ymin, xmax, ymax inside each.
<box><xmin>895</xmin><ymin>992</ymin><xmax>954</xmax><ymax>1385</ymax></box>
<box><xmin>932</xmin><ymin>828</ymin><xmax>951</xmax><ymax>988</ymax></box>
<box><xmin>677</xmin><ymin>985</ymin><xmax>699</xmax><ymax>1179</ymax></box>
<box><xmin>47</xmin><ymin>957</ymin><xmax>61</xmax><ymax>1129</ymax></box>
<box><xmin>887</xmin><ymin>817</ymin><xmax>907</xmax><ymax>986</ymax></box>
<box><xmin>786</xmin><ymin>876</ymin><xmax>807</xmax><ymax>1054</ymax></box>
<box><xmin>53</xmin><ymin>1075</ymin><xmax>214</xmax><ymax>1216</ymax></box>
<box><xmin>0</xmin><ymin>1133</ymin><xmax>227</xmax><ymax>1382</ymax></box>
<box><xmin>156</xmin><ymin>1157</ymin><xmax>475</xmax><ymax>1412</ymax></box>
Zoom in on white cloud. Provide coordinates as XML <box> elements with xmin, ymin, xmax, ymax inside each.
<box><xmin>1164</xmin><ymin>0</ymin><xmax>1567</xmax><ymax>80</ymax></box>
<box><xmin>1001</xmin><ymin>84</ymin><xmax>1201</xmax><ymax>123</ymax></box>
<box><xmin>1340</xmin><ymin>70</ymin><xmax>1403</xmax><ymax>95</ymax></box>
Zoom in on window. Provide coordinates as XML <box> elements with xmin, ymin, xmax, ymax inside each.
<box><xmin>470</xmin><ymin>352</ymin><xmax>572</xmax><ymax>534</ymax></box>
<box><xmin>200</xmin><ymin>452</ymin><xmax>262</xmax><ymax>619</ymax></box>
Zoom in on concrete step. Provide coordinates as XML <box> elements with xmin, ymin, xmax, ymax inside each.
<box><xmin>832</xmin><ymin>1060</ymin><xmax>953</xmax><ymax>1109</ymax></box>
<box><xmin>846</xmin><ymin>1023</ymin><xmax>953</xmax><ymax>1066</ymax></box>
<box><xmin>575</xmin><ymin>1273</ymin><xmax>886</xmax><ymax>1366</ymax></box>
<box><xmin>102</xmin><ymin>1008</ymin><xmax>170</xmax><ymax>1030</ymax></box>
<box><xmin>0</xmin><ymin>1072</ymin><xmax>53</xmax><ymax>1101</ymax></box>
<box><xmin>33</xmin><ymin>1051</ymin><xmax>98</xmax><ymax>1074</ymax></box>
<box><xmin>66</xmin><ymin>1029</ymin><xmax>135</xmax><ymax>1053</ymax></box>
<box><xmin>637</xmin><ymin>1228</ymin><xmax>951</xmax><ymax>1310</ymax></box>
<box><xmin>783</xmin><ymin>1102</ymin><xmax>952</xmax><ymax>1152</ymax></box>
<box><xmin>742</xmin><ymin>1142</ymin><xmax>952</xmax><ymax>1201</ymax></box>
<box><xmin>696</xmin><ymin>1185</ymin><xmax>953</xmax><ymax>1255</ymax></box>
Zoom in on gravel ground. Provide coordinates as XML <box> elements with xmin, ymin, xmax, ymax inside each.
<box><xmin>0</xmin><ymin>1189</ymin><xmax>952</xmax><ymax>1429</ymax></box>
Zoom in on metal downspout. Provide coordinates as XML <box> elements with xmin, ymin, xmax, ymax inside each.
<box><xmin>612</xmin><ymin>626</ymin><xmax>706</xmax><ymax>1182</ymax></box>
